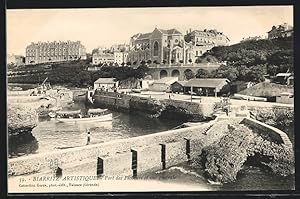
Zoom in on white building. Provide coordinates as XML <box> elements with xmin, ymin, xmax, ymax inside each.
<box><xmin>94</xmin><ymin>78</ymin><xmax>119</xmax><ymax>90</ymax></box>
<box><xmin>114</xmin><ymin>51</ymin><xmax>128</xmax><ymax>65</ymax></box>
<box><xmin>92</xmin><ymin>53</ymin><xmax>114</xmax><ymax>65</ymax></box>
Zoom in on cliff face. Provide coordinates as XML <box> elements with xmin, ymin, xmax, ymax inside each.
<box><xmin>195</xmin><ymin>123</ymin><xmax>294</xmax><ymax>183</ymax></box>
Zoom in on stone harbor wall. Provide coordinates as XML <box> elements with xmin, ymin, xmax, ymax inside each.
<box><xmin>93</xmin><ymin>91</ymin><xmax>215</xmax><ymax>121</ymax></box>
<box><xmin>8</xmin><ymin>122</ymin><xmax>214</xmax><ymax>176</ymax></box>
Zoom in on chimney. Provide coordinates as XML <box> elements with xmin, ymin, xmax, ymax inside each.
<box><xmin>189</xmin><ymin>28</ymin><xmax>192</xmax><ymax>33</ymax></box>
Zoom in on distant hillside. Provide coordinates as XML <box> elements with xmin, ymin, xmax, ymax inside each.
<box><xmin>204</xmin><ymin>37</ymin><xmax>293</xmax><ymax>64</ymax></box>
<box><xmin>199</xmin><ymin>37</ymin><xmax>293</xmax><ymax>83</ymax></box>
<box><xmin>239</xmin><ymin>82</ymin><xmax>293</xmax><ymax>97</ymax></box>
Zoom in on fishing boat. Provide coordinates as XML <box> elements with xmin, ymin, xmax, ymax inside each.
<box><xmin>55</xmin><ymin>108</ymin><xmax>112</xmax><ymax>122</ymax></box>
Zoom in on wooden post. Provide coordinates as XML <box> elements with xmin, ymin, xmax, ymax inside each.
<box><xmin>190</xmin><ymin>86</ymin><xmax>193</xmax><ymax>102</ymax></box>
<box><xmin>215</xmin><ymin>88</ymin><xmax>217</xmax><ymax>97</ymax></box>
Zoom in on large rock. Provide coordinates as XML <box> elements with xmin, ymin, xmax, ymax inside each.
<box><xmin>197</xmin><ymin>123</ymin><xmax>294</xmax><ymax>183</ymax></box>
<box><xmin>8</xmin><ymin>104</ymin><xmax>39</xmax><ymax>135</ymax></box>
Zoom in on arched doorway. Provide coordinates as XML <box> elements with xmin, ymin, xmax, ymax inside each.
<box><xmin>171</xmin><ymin>69</ymin><xmax>180</xmax><ymax>77</ymax></box>
<box><xmin>160</xmin><ymin>70</ymin><xmax>168</xmax><ymax>79</ymax></box>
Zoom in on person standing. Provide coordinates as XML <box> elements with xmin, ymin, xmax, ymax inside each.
<box><xmin>87</xmin><ymin>129</ymin><xmax>91</xmax><ymax>145</ymax></box>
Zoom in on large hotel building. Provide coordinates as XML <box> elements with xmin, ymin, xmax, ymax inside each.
<box><xmin>128</xmin><ymin>28</ymin><xmax>230</xmax><ymax>65</ymax></box>
<box><xmin>25</xmin><ymin>40</ymin><xmax>87</xmax><ymax>64</ymax></box>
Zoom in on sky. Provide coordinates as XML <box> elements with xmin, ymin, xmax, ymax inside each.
<box><xmin>7</xmin><ymin>6</ymin><xmax>293</xmax><ymax>55</ymax></box>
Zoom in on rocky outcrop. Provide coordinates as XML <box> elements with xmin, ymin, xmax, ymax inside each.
<box><xmin>8</xmin><ymin>105</ymin><xmax>39</xmax><ymax>134</ymax></box>
<box><xmin>8</xmin><ymin>104</ymin><xmax>39</xmax><ymax>157</ymax></box>
<box><xmin>251</xmin><ymin>106</ymin><xmax>294</xmax><ymax>128</ymax></box>
<box><xmin>195</xmin><ymin>123</ymin><xmax>294</xmax><ymax>184</ymax></box>
<box><xmin>129</xmin><ymin>97</ymin><xmax>165</xmax><ymax>118</ymax></box>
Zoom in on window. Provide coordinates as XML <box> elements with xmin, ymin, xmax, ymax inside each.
<box><xmin>175</xmin><ymin>39</ymin><xmax>178</xmax><ymax>43</ymax></box>
<box><xmin>153</xmin><ymin>41</ymin><xmax>159</xmax><ymax>56</ymax></box>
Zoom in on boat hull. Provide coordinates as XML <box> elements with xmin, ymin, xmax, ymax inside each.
<box><xmin>56</xmin><ymin>113</ymin><xmax>113</xmax><ymax>123</ymax></box>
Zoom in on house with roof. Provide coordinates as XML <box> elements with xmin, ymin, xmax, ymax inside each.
<box><xmin>94</xmin><ymin>78</ymin><xmax>119</xmax><ymax>90</ymax></box>
<box><xmin>149</xmin><ymin>77</ymin><xmax>178</xmax><ymax>92</ymax></box>
<box><xmin>267</xmin><ymin>23</ymin><xmax>293</xmax><ymax>40</ymax></box>
<box><xmin>183</xmin><ymin>78</ymin><xmax>230</xmax><ymax>97</ymax></box>
<box><xmin>170</xmin><ymin>81</ymin><xmax>188</xmax><ymax>93</ymax></box>
<box><xmin>92</xmin><ymin>47</ymin><xmax>114</xmax><ymax>65</ymax></box>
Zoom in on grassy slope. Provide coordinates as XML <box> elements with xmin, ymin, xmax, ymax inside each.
<box><xmin>239</xmin><ymin>82</ymin><xmax>293</xmax><ymax>97</ymax></box>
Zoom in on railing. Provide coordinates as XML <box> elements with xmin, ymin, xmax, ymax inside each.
<box><xmin>147</xmin><ymin>63</ymin><xmax>222</xmax><ymax>68</ymax></box>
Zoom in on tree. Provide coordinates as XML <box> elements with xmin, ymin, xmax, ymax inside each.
<box><xmin>196</xmin><ymin>69</ymin><xmax>210</xmax><ymax>78</ymax></box>
<box><xmin>214</xmin><ymin>65</ymin><xmax>239</xmax><ymax>81</ymax></box>
<box><xmin>195</xmin><ymin>58</ymin><xmax>202</xmax><ymax>63</ymax></box>
<box><xmin>236</xmin><ymin>65</ymin><xmax>251</xmax><ymax>81</ymax></box>
<box><xmin>134</xmin><ymin>65</ymin><xmax>150</xmax><ymax>79</ymax></box>
<box><xmin>184</xmin><ymin>70</ymin><xmax>195</xmax><ymax>80</ymax></box>
<box><xmin>246</xmin><ymin>65</ymin><xmax>266</xmax><ymax>83</ymax></box>
<box><xmin>267</xmin><ymin>65</ymin><xmax>279</xmax><ymax>76</ymax></box>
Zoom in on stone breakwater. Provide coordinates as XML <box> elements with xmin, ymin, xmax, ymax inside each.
<box><xmin>92</xmin><ymin>91</ymin><xmax>215</xmax><ymax>122</ymax></box>
<box><xmin>8</xmin><ymin>115</ymin><xmax>293</xmax><ymax>185</ymax></box>
<box><xmin>8</xmin><ymin>121</ymin><xmax>217</xmax><ymax>176</ymax></box>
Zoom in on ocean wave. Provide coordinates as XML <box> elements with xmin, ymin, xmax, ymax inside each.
<box><xmin>155</xmin><ymin>166</ymin><xmax>205</xmax><ymax>180</ymax></box>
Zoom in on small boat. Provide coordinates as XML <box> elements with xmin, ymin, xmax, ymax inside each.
<box><xmin>55</xmin><ymin>109</ymin><xmax>112</xmax><ymax>123</ymax></box>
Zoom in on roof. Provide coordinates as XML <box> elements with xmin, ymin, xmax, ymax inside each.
<box><xmin>93</xmin><ymin>52</ymin><xmax>114</xmax><ymax>58</ymax></box>
<box><xmin>184</xmin><ymin>78</ymin><xmax>229</xmax><ymax>88</ymax></box>
<box><xmin>154</xmin><ymin>77</ymin><xmax>178</xmax><ymax>85</ymax></box>
<box><xmin>279</xmin><ymin>92</ymin><xmax>293</xmax><ymax>96</ymax></box>
<box><xmin>171</xmin><ymin>81</ymin><xmax>188</xmax><ymax>86</ymax></box>
<box><xmin>276</xmin><ymin>73</ymin><xmax>292</xmax><ymax>77</ymax></box>
<box><xmin>134</xmin><ymin>28</ymin><xmax>182</xmax><ymax>40</ymax></box>
<box><xmin>136</xmin><ymin>33</ymin><xmax>152</xmax><ymax>40</ymax></box>
<box><xmin>94</xmin><ymin>78</ymin><xmax>117</xmax><ymax>84</ymax></box>
<box><xmin>158</xmin><ymin>28</ymin><xmax>182</xmax><ymax>35</ymax></box>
